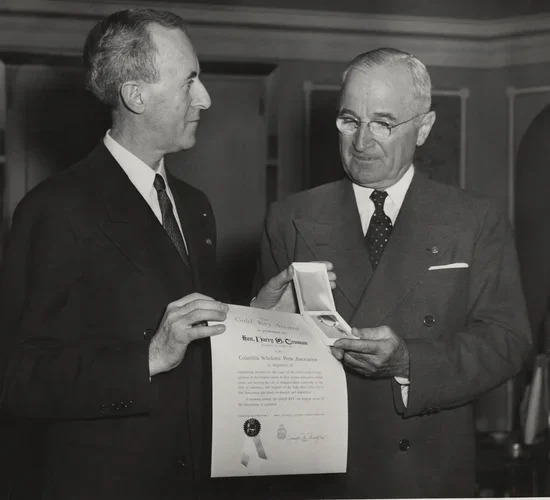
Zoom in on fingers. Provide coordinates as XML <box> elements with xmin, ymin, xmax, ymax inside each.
<box><xmin>314</xmin><ymin>262</ymin><xmax>336</xmax><ymax>289</ymax></box>
<box><xmin>169</xmin><ymin>298</ymin><xmax>228</xmax><ymax>325</ymax></box>
<box><xmin>186</xmin><ymin>323</ymin><xmax>226</xmax><ymax>342</ymax></box>
<box><xmin>270</xmin><ymin>265</ymin><xmax>295</xmax><ymax>289</ymax></box>
<box><xmin>327</xmin><ymin>271</ymin><xmax>337</xmax><ymax>289</ymax></box>
<box><xmin>149</xmin><ymin>299</ymin><xmax>228</xmax><ymax>376</ymax></box>
<box><xmin>342</xmin><ymin>351</ymin><xmax>377</xmax><ymax>375</ymax></box>
<box><xmin>333</xmin><ymin>338</ymin><xmax>380</xmax><ymax>354</ymax></box>
<box><xmin>330</xmin><ymin>346</ymin><xmax>344</xmax><ymax>360</ymax></box>
<box><xmin>317</xmin><ymin>261</ymin><xmax>334</xmax><ymax>272</ymax></box>
<box><xmin>352</xmin><ymin>326</ymin><xmax>388</xmax><ymax>340</ymax></box>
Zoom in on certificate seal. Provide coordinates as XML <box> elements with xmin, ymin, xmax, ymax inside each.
<box><xmin>241</xmin><ymin>418</ymin><xmax>267</xmax><ymax>466</ymax></box>
<box><xmin>243</xmin><ymin>418</ymin><xmax>261</xmax><ymax>437</ymax></box>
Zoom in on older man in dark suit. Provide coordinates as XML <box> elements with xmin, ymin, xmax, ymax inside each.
<box><xmin>0</xmin><ymin>9</ymin><xmax>309</xmax><ymax>500</ymax></box>
<box><xmin>258</xmin><ymin>47</ymin><xmax>532</xmax><ymax>498</ymax></box>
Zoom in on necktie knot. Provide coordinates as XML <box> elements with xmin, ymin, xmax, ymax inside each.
<box><xmin>154</xmin><ymin>173</ymin><xmax>167</xmax><ymax>193</ymax></box>
<box><xmin>370</xmin><ymin>189</ymin><xmax>388</xmax><ymax>210</ymax></box>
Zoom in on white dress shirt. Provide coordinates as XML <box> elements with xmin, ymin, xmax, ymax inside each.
<box><xmin>103</xmin><ymin>130</ymin><xmax>188</xmax><ymax>253</ymax></box>
<box><xmin>352</xmin><ymin>165</ymin><xmax>415</xmax><ymax>406</ymax></box>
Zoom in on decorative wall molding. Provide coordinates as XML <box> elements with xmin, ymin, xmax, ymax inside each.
<box><xmin>433</xmin><ymin>88</ymin><xmax>470</xmax><ymax>189</ymax></box>
<box><xmin>1</xmin><ymin>1</ymin><xmax>550</xmax><ymax>67</ymax></box>
<box><xmin>506</xmin><ymin>85</ymin><xmax>550</xmax><ymax>226</ymax></box>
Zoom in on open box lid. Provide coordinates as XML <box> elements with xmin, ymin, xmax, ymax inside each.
<box><xmin>291</xmin><ymin>262</ymin><xmax>337</xmax><ymax>315</ymax></box>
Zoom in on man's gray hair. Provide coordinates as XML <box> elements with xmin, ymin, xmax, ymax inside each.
<box><xmin>342</xmin><ymin>47</ymin><xmax>432</xmax><ymax>113</ymax></box>
<box><xmin>83</xmin><ymin>9</ymin><xmax>187</xmax><ymax>108</ymax></box>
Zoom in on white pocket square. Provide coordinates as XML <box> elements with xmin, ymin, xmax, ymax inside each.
<box><xmin>428</xmin><ymin>263</ymin><xmax>469</xmax><ymax>270</ymax></box>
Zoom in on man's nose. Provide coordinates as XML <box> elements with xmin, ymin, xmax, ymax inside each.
<box><xmin>192</xmin><ymin>79</ymin><xmax>211</xmax><ymax>110</ymax></box>
<box><xmin>353</xmin><ymin>123</ymin><xmax>375</xmax><ymax>151</ymax></box>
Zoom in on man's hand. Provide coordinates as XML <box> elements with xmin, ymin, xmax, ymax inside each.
<box><xmin>148</xmin><ymin>293</ymin><xmax>228</xmax><ymax>377</ymax></box>
<box><xmin>331</xmin><ymin>326</ymin><xmax>410</xmax><ymax>378</ymax></box>
<box><xmin>252</xmin><ymin>262</ymin><xmax>337</xmax><ymax>312</ymax></box>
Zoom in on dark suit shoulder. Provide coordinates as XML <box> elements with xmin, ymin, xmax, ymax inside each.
<box><xmin>11</xmin><ymin>155</ymin><xmax>95</xmax><ymax>227</ymax></box>
<box><xmin>420</xmin><ymin>175</ymin><xmax>506</xmax><ymax>223</ymax></box>
<box><xmin>269</xmin><ymin>180</ymin><xmax>345</xmax><ymax>216</ymax></box>
<box><xmin>277</xmin><ymin>180</ymin><xmax>342</xmax><ymax>205</ymax></box>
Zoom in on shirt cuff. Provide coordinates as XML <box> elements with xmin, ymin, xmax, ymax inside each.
<box><xmin>394</xmin><ymin>376</ymin><xmax>410</xmax><ymax>407</ymax></box>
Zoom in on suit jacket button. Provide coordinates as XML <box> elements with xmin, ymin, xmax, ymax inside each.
<box><xmin>399</xmin><ymin>439</ymin><xmax>410</xmax><ymax>452</ymax></box>
<box><xmin>423</xmin><ymin>315</ymin><xmax>435</xmax><ymax>327</ymax></box>
<box><xmin>177</xmin><ymin>457</ymin><xmax>186</xmax><ymax>467</ymax></box>
<box><xmin>143</xmin><ymin>329</ymin><xmax>155</xmax><ymax>342</ymax></box>
<box><xmin>100</xmin><ymin>404</ymin><xmax>107</xmax><ymax>413</ymax></box>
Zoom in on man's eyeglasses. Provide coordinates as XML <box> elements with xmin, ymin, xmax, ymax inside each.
<box><xmin>336</xmin><ymin>113</ymin><xmax>425</xmax><ymax>140</ymax></box>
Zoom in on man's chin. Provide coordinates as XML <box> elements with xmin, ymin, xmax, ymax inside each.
<box><xmin>178</xmin><ymin>133</ymin><xmax>197</xmax><ymax>151</ymax></box>
<box><xmin>346</xmin><ymin>164</ymin><xmax>384</xmax><ymax>188</ymax></box>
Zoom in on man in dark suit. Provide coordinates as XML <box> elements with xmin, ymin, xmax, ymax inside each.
<box><xmin>0</xmin><ymin>9</ymin><xmax>309</xmax><ymax>500</ymax></box>
<box><xmin>258</xmin><ymin>47</ymin><xmax>532</xmax><ymax>498</ymax></box>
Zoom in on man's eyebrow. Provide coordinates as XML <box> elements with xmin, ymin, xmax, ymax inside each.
<box><xmin>338</xmin><ymin>109</ymin><xmax>398</xmax><ymax>122</ymax></box>
<box><xmin>371</xmin><ymin>111</ymin><xmax>398</xmax><ymax>122</ymax></box>
<box><xmin>339</xmin><ymin>108</ymin><xmax>359</xmax><ymax>118</ymax></box>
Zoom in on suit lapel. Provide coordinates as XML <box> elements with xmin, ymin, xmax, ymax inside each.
<box><xmin>90</xmin><ymin>144</ymin><xmax>190</xmax><ymax>297</ymax></box>
<box><xmin>293</xmin><ymin>179</ymin><xmax>372</xmax><ymax>310</ymax></box>
<box><xmin>352</xmin><ymin>172</ymin><xmax>459</xmax><ymax>326</ymax></box>
<box><xmin>166</xmin><ymin>170</ymin><xmax>210</xmax><ymax>293</ymax></box>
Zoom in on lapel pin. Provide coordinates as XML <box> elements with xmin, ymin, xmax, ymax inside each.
<box><xmin>205</xmin><ymin>238</ymin><xmax>212</xmax><ymax>246</ymax></box>
<box><xmin>202</xmin><ymin>213</ymin><xmax>207</xmax><ymax>217</ymax></box>
<box><xmin>430</xmin><ymin>246</ymin><xmax>439</xmax><ymax>254</ymax></box>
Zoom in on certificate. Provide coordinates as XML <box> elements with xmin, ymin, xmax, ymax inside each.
<box><xmin>210</xmin><ymin>304</ymin><xmax>348</xmax><ymax>477</ymax></box>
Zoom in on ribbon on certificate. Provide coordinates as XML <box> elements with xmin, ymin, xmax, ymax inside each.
<box><xmin>241</xmin><ymin>418</ymin><xmax>267</xmax><ymax>467</ymax></box>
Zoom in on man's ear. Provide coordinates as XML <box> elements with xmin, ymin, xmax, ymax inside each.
<box><xmin>120</xmin><ymin>81</ymin><xmax>145</xmax><ymax>114</ymax></box>
<box><xmin>416</xmin><ymin>110</ymin><xmax>436</xmax><ymax>146</ymax></box>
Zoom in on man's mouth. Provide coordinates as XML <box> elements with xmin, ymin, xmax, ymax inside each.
<box><xmin>353</xmin><ymin>154</ymin><xmax>379</xmax><ymax>162</ymax></box>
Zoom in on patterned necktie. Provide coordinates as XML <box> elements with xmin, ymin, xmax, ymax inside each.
<box><xmin>365</xmin><ymin>189</ymin><xmax>392</xmax><ymax>268</ymax></box>
<box><xmin>153</xmin><ymin>174</ymin><xmax>191</xmax><ymax>269</ymax></box>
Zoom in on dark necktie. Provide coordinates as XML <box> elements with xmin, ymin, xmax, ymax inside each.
<box><xmin>153</xmin><ymin>174</ymin><xmax>191</xmax><ymax>269</ymax></box>
<box><xmin>365</xmin><ymin>189</ymin><xmax>392</xmax><ymax>268</ymax></box>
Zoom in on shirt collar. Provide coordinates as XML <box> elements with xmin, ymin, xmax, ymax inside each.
<box><xmin>103</xmin><ymin>130</ymin><xmax>167</xmax><ymax>199</ymax></box>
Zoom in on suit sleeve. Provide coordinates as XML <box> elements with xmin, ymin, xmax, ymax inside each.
<box><xmin>0</xmin><ymin>192</ymin><xmax>156</xmax><ymax>420</ymax></box>
<box><xmin>400</xmin><ymin>202</ymin><xmax>533</xmax><ymax>417</ymax></box>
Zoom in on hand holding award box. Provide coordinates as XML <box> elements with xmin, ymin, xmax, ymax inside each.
<box><xmin>291</xmin><ymin>262</ymin><xmax>358</xmax><ymax>346</ymax></box>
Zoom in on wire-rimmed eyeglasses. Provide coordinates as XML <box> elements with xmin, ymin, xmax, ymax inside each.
<box><xmin>336</xmin><ymin>113</ymin><xmax>425</xmax><ymax>140</ymax></box>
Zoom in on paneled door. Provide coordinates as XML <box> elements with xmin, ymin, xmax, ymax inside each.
<box><xmin>167</xmin><ymin>74</ymin><xmax>268</xmax><ymax>302</ymax></box>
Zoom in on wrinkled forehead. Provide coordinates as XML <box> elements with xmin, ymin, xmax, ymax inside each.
<box><xmin>340</xmin><ymin>64</ymin><xmax>417</xmax><ymax>117</ymax></box>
